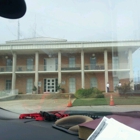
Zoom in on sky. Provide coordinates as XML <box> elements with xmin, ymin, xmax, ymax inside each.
<box><xmin>0</xmin><ymin>0</ymin><xmax>140</xmax><ymax>80</ymax></box>
<box><xmin>0</xmin><ymin>0</ymin><xmax>140</xmax><ymax>43</ymax></box>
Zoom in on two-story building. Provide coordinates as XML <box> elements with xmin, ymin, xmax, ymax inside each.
<box><xmin>0</xmin><ymin>37</ymin><xmax>138</xmax><ymax>94</ymax></box>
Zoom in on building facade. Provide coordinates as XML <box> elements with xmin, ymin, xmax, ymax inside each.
<box><xmin>0</xmin><ymin>38</ymin><xmax>138</xmax><ymax>94</ymax></box>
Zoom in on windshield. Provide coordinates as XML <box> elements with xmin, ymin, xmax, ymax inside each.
<box><xmin>0</xmin><ymin>0</ymin><xmax>140</xmax><ymax>114</ymax></box>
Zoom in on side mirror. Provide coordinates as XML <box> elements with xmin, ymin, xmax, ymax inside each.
<box><xmin>0</xmin><ymin>0</ymin><xmax>26</xmax><ymax>19</ymax></box>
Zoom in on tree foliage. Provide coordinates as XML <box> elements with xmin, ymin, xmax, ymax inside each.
<box><xmin>115</xmin><ymin>81</ymin><xmax>133</xmax><ymax>97</ymax></box>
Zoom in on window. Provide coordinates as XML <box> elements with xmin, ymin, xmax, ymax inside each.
<box><xmin>27</xmin><ymin>58</ymin><xmax>33</xmax><ymax>71</ymax></box>
<box><xmin>6</xmin><ymin>59</ymin><xmax>12</xmax><ymax>71</ymax></box>
<box><xmin>90</xmin><ymin>57</ymin><xmax>96</xmax><ymax>69</ymax></box>
<box><xmin>69</xmin><ymin>78</ymin><xmax>76</xmax><ymax>93</ymax></box>
<box><xmin>55</xmin><ymin>58</ymin><xmax>58</xmax><ymax>70</ymax></box>
<box><xmin>5</xmin><ymin>80</ymin><xmax>11</xmax><ymax>90</ymax></box>
<box><xmin>90</xmin><ymin>78</ymin><xmax>97</xmax><ymax>88</ymax></box>
<box><xmin>26</xmin><ymin>79</ymin><xmax>33</xmax><ymax>93</ymax></box>
<box><xmin>44</xmin><ymin>59</ymin><xmax>46</xmax><ymax>71</ymax></box>
<box><xmin>69</xmin><ymin>57</ymin><xmax>75</xmax><ymax>68</ymax></box>
<box><xmin>112</xmin><ymin>56</ymin><xmax>119</xmax><ymax>70</ymax></box>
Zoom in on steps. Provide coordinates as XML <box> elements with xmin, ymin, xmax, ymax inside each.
<box><xmin>103</xmin><ymin>92</ymin><xmax>120</xmax><ymax>98</ymax></box>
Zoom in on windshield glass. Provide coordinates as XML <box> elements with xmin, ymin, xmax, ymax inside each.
<box><xmin>0</xmin><ymin>0</ymin><xmax>140</xmax><ymax>114</ymax></box>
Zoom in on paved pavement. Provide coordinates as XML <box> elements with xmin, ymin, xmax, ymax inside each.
<box><xmin>0</xmin><ymin>99</ymin><xmax>140</xmax><ymax>114</ymax></box>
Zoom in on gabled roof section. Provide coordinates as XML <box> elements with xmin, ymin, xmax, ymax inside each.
<box><xmin>6</xmin><ymin>37</ymin><xmax>67</xmax><ymax>44</ymax></box>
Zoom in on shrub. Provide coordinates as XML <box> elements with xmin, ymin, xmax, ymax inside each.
<box><xmin>94</xmin><ymin>94</ymin><xmax>104</xmax><ymax>98</ymax></box>
<box><xmin>32</xmin><ymin>85</ymin><xmax>37</xmax><ymax>91</ymax></box>
<box><xmin>75</xmin><ymin>87</ymin><xmax>104</xmax><ymax>98</ymax></box>
<box><xmin>115</xmin><ymin>80</ymin><xmax>133</xmax><ymax>98</ymax></box>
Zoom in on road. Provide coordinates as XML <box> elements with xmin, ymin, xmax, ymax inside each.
<box><xmin>0</xmin><ymin>99</ymin><xmax>140</xmax><ymax>114</ymax></box>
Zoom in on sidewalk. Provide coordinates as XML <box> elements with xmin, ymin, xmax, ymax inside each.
<box><xmin>0</xmin><ymin>99</ymin><xmax>140</xmax><ymax>114</ymax></box>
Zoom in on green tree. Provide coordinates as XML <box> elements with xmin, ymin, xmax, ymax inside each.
<box><xmin>115</xmin><ymin>81</ymin><xmax>133</xmax><ymax>98</ymax></box>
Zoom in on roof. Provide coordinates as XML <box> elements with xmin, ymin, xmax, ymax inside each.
<box><xmin>5</xmin><ymin>37</ymin><xmax>140</xmax><ymax>45</ymax></box>
<box><xmin>0</xmin><ymin>38</ymin><xmax>139</xmax><ymax>54</ymax></box>
<box><xmin>6</xmin><ymin>37</ymin><xmax>67</xmax><ymax>44</ymax></box>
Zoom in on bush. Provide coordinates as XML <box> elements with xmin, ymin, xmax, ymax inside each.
<box><xmin>115</xmin><ymin>80</ymin><xmax>133</xmax><ymax>98</ymax></box>
<box><xmin>94</xmin><ymin>94</ymin><xmax>104</xmax><ymax>98</ymax></box>
<box><xmin>75</xmin><ymin>87</ymin><xmax>104</xmax><ymax>98</ymax></box>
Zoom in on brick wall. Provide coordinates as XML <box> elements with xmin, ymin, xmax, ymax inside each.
<box><xmin>61</xmin><ymin>73</ymin><xmax>81</xmax><ymax>93</ymax></box>
<box><xmin>16</xmin><ymin>74</ymin><xmax>35</xmax><ymax>94</ymax></box>
<box><xmin>39</xmin><ymin>54</ymin><xmax>49</xmax><ymax>65</ymax></box>
<box><xmin>17</xmin><ymin>54</ymin><xmax>35</xmax><ymax>65</ymax></box>
<box><xmin>85</xmin><ymin>72</ymin><xmax>105</xmax><ymax>91</ymax></box>
<box><xmin>0</xmin><ymin>55</ymin><xmax>12</xmax><ymax>66</ymax></box>
<box><xmin>0</xmin><ymin>75</ymin><xmax>12</xmax><ymax>90</ymax></box>
<box><xmin>0</xmin><ymin>51</ymin><xmax>131</xmax><ymax>94</ymax></box>
<box><xmin>61</xmin><ymin>53</ymin><xmax>81</xmax><ymax>65</ymax></box>
<box><xmin>84</xmin><ymin>52</ymin><xmax>104</xmax><ymax>64</ymax></box>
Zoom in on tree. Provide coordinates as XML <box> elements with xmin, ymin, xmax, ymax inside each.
<box><xmin>115</xmin><ymin>81</ymin><xmax>133</xmax><ymax>98</ymax></box>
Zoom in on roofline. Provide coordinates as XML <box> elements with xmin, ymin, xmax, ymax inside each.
<box><xmin>6</xmin><ymin>37</ymin><xmax>67</xmax><ymax>44</ymax></box>
<box><xmin>2</xmin><ymin>39</ymin><xmax>140</xmax><ymax>46</ymax></box>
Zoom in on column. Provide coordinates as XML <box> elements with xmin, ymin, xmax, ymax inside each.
<box><xmin>81</xmin><ymin>50</ymin><xmax>85</xmax><ymax>88</ymax></box>
<box><xmin>35</xmin><ymin>52</ymin><xmax>39</xmax><ymax>94</ymax></box>
<box><xmin>128</xmin><ymin>49</ymin><xmax>134</xmax><ymax>89</ymax></box>
<box><xmin>104</xmin><ymin>50</ymin><xmax>108</xmax><ymax>93</ymax></box>
<box><xmin>12</xmin><ymin>53</ymin><xmax>17</xmax><ymax>91</ymax></box>
<box><xmin>58</xmin><ymin>51</ymin><xmax>61</xmax><ymax>84</ymax></box>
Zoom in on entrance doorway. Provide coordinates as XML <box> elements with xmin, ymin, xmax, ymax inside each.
<box><xmin>44</xmin><ymin>78</ymin><xmax>58</xmax><ymax>93</ymax></box>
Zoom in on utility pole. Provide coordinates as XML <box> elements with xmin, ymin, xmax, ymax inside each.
<box><xmin>138</xmin><ymin>71</ymin><xmax>140</xmax><ymax>84</ymax></box>
<box><xmin>33</xmin><ymin>15</ymin><xmax>36</xmax><ymax>38</ymax></box>
<box><xmin>17</xmin><ymin>20</ymin><xmax>20</xmax><ymax>40</ymax></box>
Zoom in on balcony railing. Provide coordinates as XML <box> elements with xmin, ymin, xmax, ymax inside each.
<box><xmin>0</xmin><ymin>66</ymin><xmax>12</xmax><ymax>72</ymax></box>
<box><xmin>16</xmin><ymin>65</ymin><xmax>35</xmax><ymax>71</ymax></box>
<box><xmin>61</xmin><ymin>64</ymin><xmax>81</xmax><ymax>70</ymax></box>
<box><xmin>39</xmin><ymin>65</ymin><xmax>58</xmax><ymax>71</ymax></box>
<box><xmin>84</xmin><ymin>64</ymin><xmax>105</xmax><ymax>70</ymax></box>
<box><xmin>0</xmin><ymin>63</ymin><xmax>130</xmax><ymax>73</ymax></box>
<box><xmin>0</xmin><ymin>89</ymin><xmax>18</xmax><ymax>98</ymax></box>
<box><xmin>108</xmin><ymin>63</ymin><xmax>130</xmax><ymax>70</ymax></box>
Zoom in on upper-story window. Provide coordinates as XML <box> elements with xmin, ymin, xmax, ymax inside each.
<box><xmin>90</xmin><ymin>57</ymin><xmax>96</xmax><ymax>69</ymax></box>
<box><xmin>27</xmin><ymin>58</ymin><xmax>33</xmax><ymax>71</ymax></box>
<box><xmin>6</xmin><ymin>59</ymin><xmax>12</xmax><ymax>71</ymax></box>
<box><xmin>69</xmin><ymin>57</ymin><xmax>75</xmax><ymax>68</ymax></box>
<box><xmin>55</xmin><ymin>58</ymin><xmax>58</xmax><ymax>70</ymax></box>
<box><xmin>112</xmin><ymin>56</ymin><xmax>119</xmax><ymax>70</ymax></box>
<box><xmin>112</xmin><ymin>52</ymin><xmax>119</xmax><ymax>70</ymax></box>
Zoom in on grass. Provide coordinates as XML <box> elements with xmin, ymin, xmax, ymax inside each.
<box><xmin>72</xmin><ymin>96</ymin><xmax>140</xmax><ymax>106</ymax></box>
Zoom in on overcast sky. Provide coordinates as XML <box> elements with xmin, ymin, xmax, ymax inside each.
<box><xmin>0</xmin><ymin>0</ymin><xmax>140</xmax><ymax>43</ymax></box>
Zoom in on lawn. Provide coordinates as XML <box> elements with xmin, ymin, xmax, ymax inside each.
<box><xmin>72</xmin><ymin>96</ymin><xmax>140</xmax><ymax>106</ymax></box>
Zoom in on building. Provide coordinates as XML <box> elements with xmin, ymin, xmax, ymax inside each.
<box><xmin>0</xmin><ymin>37</ymin><xmax>139</xmax><ymax>94</ymax></box>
